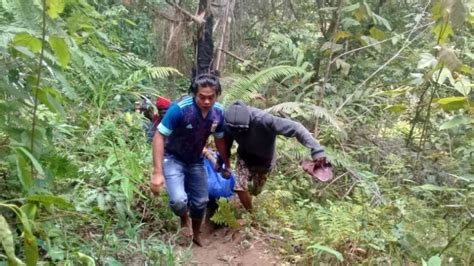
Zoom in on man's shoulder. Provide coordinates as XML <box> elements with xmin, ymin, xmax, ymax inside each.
<box><xmin>211</xmin><ymin>102</ymin><xmax>225</xmax><ymax>116</ymax></box>
<box><xmin>176</xmin><ymin>96</ymin><xmax>194</xmax><ymax>109</ymax></box>
<box><xmin>248</xmin><ymin>106</ymin><xmax>272</xmax><ymax>122</ymax></box>
<box><xmin>213</xmin><ymin>102</ymin><xmax>224</xmax><ymax>111</ymax></box>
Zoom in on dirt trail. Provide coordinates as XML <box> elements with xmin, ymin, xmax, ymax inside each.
<box><xmin>189</xmin><ymin>222</ymin><xmax>283</xmax><ymax>265</ymax></box>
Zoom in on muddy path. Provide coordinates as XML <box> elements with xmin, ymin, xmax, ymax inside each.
<box><xmin>189</xmin><ymin>221</ymin><xmax>284</xmax><ymax>265</ymax></box>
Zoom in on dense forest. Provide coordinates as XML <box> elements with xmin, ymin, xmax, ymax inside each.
<box><xmin>0</xmin><ymin>0</ymin><xmax>473</xmax><ymax>265</ymax></box>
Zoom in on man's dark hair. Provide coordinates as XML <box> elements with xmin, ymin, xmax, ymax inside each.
<box><xmin>190</xmin><ymin>73</ymin><xmax>222</xmax><ymax>96</ymax></box>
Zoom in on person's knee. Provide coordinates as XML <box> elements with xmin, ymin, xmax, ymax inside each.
<box><xmin>191</xmin><ymin>195</ymin><xmax>209</xmax><ymax>210</ymax></box>
<box><xmin>169</xmin><ymin>196</ymin><xmax>188</xmax><ymax>216</ymax></box>
<box><xmin>189</xmin><ymin>196</ymin><xmax>208</xmax><ymax>219</ymax></box>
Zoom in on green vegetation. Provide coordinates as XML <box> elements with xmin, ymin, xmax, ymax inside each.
<box><xmin>1</xmin><ymin>0</ymin><xmax>473</xmax><ymax>265</ymax></box>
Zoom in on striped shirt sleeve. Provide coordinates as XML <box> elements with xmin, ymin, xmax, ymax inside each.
<box><xmin>158</xmin><ymin>103</ymin><xmax>182</xmax><ymax>136</ymax></box>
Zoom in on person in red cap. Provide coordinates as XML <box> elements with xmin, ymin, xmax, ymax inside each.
<box><xmin>146</xmin><ymin>96</ymin><xmax>171</xmax><ymax>143</ymax></box>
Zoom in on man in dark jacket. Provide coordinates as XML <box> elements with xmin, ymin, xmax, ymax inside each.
<box><xmin>224</xmin><ymin>101</ymin><xmax>328</xmax><ymax>211</ymax></box>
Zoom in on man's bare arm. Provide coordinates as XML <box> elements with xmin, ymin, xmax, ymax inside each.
<box><xmin>215</xmin><ymin>137</ymin><xmax>231</xmax><ymax>176</ymax></box>
<box><xmin>150</xmin><ymin>132</ymin><xmax>166</xmax><ymax>194</ymax></box>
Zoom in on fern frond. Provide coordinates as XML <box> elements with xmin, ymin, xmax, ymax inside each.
<box><xmin>224</xmin><ymin>65</ymin><xmax>309</xmax><ymax>103</ymax></box>
<box><xmin>267</xmin><ymin>101</ymin><xmax>341</xmax><ymax>130</ymax></box>
<box><xmin>1</xmin><ymin>0</ymin><xmax>42</xmax><ymax>29</ymax></box>
<box><xmin>119</xmin><ymin>54</ymin><xmax>153</xmax><ymax>69</ymax></box>
<box><xmin>124</xmin><ymin>67</ymin><xmax>181</xmax><ymax>86</ymax></box>
<box><xmin>210</xmin><ymin>198</ymin><xmax>239</xmax><ymax>229</ymax></box>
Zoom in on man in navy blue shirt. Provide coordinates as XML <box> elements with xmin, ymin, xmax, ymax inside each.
<box><xmin>150</xmin><ymin>73</ymin><xmax>231</xmax><ymax>246</ymax></box>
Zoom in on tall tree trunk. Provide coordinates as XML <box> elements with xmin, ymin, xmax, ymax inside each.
<box><xmin>193</xmin><ymin>0</ymin><xmax>214</xmax><ymax>75</ymax></box>
<box><xmin>214</xmin><ymin>0</ymin><xmax>235</xmax><ymax>73</ymax></box>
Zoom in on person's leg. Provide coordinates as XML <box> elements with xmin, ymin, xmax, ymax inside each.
<box><xmin>163</xmin><ymin>156</ymin><xmax>192</xmax><ymax>237</ymax></box>
<box><xmin>233</xmin><ymin>156</ymin><xmax>253</xmax><ymax>212</ymax></box>
<box><xmin>206</xmin><ymin>197</ymin><xmax>219</xmax><ymax>222</ymax></box>
<box><xmin>236</xmin><ymin>190</ymin><xmax>253</xmax><ymax>212</ymax></box>
<box><xmin>248</xmin><ymin>171</ymin><xmax>268</xmax><ymax>196</ymax></box>
<box><xmin>185</xmin><ymin>162</ymin><xmax>209</xmax><ymax>246</ymax></box>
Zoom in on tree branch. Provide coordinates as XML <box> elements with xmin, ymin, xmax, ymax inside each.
<box><xmin>215</xmin><ymin>0</ymin><xmax>231</xmax><ymax>71</ymax></box>
<box><xmin>165</xmin><ymin>0</ymin><xmax>205</xmax><ymax>24</ymax></box>
<box><xmin>217</xmin><ymin>48</ymin><xmax>259</xmax><ymax>71</ymax></box>
<box><xmin>315</xmin><ymin>0</ymin><xmax>344</xmax><ymax>135</ymax></box>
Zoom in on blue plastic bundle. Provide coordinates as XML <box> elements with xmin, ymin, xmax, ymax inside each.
<box><xmin>204</xmin><ymin>158</ymin><xmax>235</xmax><ymax>199</ymax></box>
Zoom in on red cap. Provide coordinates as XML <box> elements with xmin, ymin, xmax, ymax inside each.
<box><xmin>156</xmin><ymin>96</ymin><xmax>171</xmax><ymax>109</ymax></box>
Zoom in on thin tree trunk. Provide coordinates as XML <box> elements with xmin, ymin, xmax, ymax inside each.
<box><xmin>215</xmin><ymin>0</ymin><xmax>235</xmax><ymax>73</ymax></box>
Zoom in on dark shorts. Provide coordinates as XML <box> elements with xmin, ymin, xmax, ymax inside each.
<box><xmin>234</xmin><ymin>156</ymin><xmax>270</xmax><ymax>196</ymax></box>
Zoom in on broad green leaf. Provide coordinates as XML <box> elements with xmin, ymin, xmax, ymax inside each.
<box><xmin>12</xmin><ymin>33</ymin><xmax>42</xmax><ymax>53</ymax></box>
<box><xmin>373</xmin><ymin>13</ymin><xmax>392</xmax><ymax>31</ymax></box>
<box><xmin>353</xmin><ymin>5</ymin><xmax>368</xmax><ymax>21</ymax></box>
<box><xmin>369</xmin><ymin>26</ymin><xmax>386</xmax><ymax>41</ymax></box>
<box><xmin>48</xmin><ymin>36</ymin><xmax>70</xmax><ymax>68</ymax></box>
<box><xmin>432</xmin><ymin>22</ymin><xmax>454</xmax><ymax>45</ymax></box>
<box><xmin>360</xmin><ymin>36</ymin><xmax>381</xmax><ymax>52</ymax></box>
<box><xmin>15</xmin><ymin>150</ymin><xmax>33</xmax><ymax>191</ymax></box>
<box><xmin>409</xmin><ymin>73</ymin><xmax>425</xmax><ymax>86</ymax></box>
<box><xmin>13</xmin><ymin>46</ymin><xmax>36</xmax><ymax>58</ymax></box>
<box><xmin>0</xmin><ymin>215</ymin><xmax>25</xmax><ymax>265</ymax></box>
<box><xmin>453</xmin><ymin>76</ymin><xmax>471</xmax><ymax>96</ymax></box>
<box><xmin>15</xmin><ymin>147</ymin><xmax>45</xmax><ymax>178</ymax></box>
<box><xmin>432</xmin><ymin>2</ymin><xmax>443</xmax><ymax>20</ymax></box>
<box><xmin>46</xmin><ymin>0</ymin><xmax>65</xmax><ymax>19</ymax></box>
<box><xmin>384</xmin><ymin>104</ymin><xmax>406</xmax><ymax>113</ymax></box>
<box><xmin>320</xmin><ymin>42</ymin><xmax>343</xmax><ymax>53</ymax></box>
<box><xmin>307</xmin><ymin>244</ymin><xmax>344</xmax><ymax>262</ymax></box>
<box><xmin>417</xmin><ymin>53</ymin><xmax>437</xmax><ymax>69</ymax></box>
<box><xmin>334</xmin><ymin>31</ymin><xmax>352</xmax><ymax>42</ymax></box>
<box><xmin>342</xmin><ymin>3</ymin><xmax>360</xmax><ymax>13</ymax></box>
<box><xmin>427</xmin><ymin>255</ymin><xmax>442</xmax><ymax>266</ymax></box>
<box><xmin>440</xmin><ymin>115</ymin><xmax>474</xmax><ymax>130</ymax></box>
<box><xmin>20</xmin><ymin>203</ymin><xmax>38</xmax><ymax>220</ymax></box>
<box><xmin>341</xmin><ymin>17</ymin><xmax>360</xmax><ymax>28</ymax></box>
<box><xmin>76</xmin><ymin>252</ymin><xmax>96</xmax><ymax>266</ymax></box>
<box><xmin>26</xmin><ymin>195</ymin><xmax>73</xmax><ymax>209</ymax></box>
<box><xmin>34</xmin><ymin>87</ymin><xmax>65</xmax><ymax>116</ymax></box>
<box><xmin>459</xmin><ymin>64</ymin><xmax>472</xmax><ymax>74</ymax></box>
<box><xmin>436</xmin><ymin>96</ymin><xmax>468</xmax><ymax>111</ymax></box>
<box><xmin>433</xmin><ymin>67</ymin><xmax>455</xmax><ymax>85</ymax></box>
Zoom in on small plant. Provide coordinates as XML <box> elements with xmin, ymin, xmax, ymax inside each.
<box><xmin>210</xmin><ymin>198</ymin><xmax>240</xmax><ymax>229</ymax></box>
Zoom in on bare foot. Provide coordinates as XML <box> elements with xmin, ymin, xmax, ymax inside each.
<box><xmin>193</xmin><ymin>234</ymin><xmax>208</xmax><ymax>247</ymax></box>
<box><xmin>180</xmin><ymin>216</ymin><xmax>193</xmax><ymax>238</ymax></box>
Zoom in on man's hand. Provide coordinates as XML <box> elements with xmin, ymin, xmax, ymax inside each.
<box><xmin>220</xmin><ymin>168</ymin><xmax>232</xmax><ymax>179</ymax></box>
<box><xmin>214</xmin><ymin>163</ymin><xmax>232</xmax><ymax>179</ymax></box>
<box><xmin>150</xmin><ymin>173</ymin><xmax>165</xmax><ymax>196</ymax></box>
<box><xmin>313</xmin><ymin>156</ymin><xmax>329</xmax><ymax>168</ymax></box>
